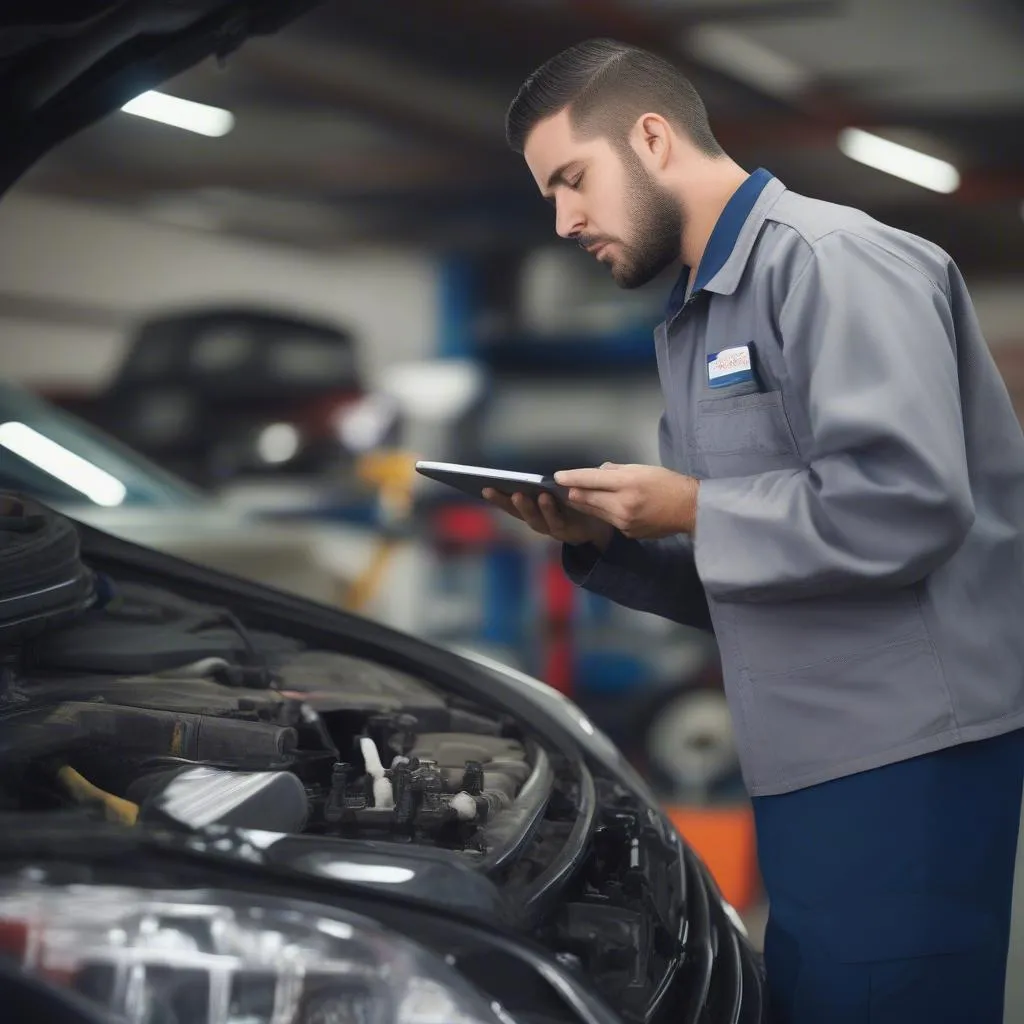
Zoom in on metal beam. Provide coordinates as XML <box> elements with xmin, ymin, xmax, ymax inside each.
<box><xmin>238</xmin><ymin>0</ymin><xmax>1017</xmax><ymax>216</ymax></box>
<box><xmin>954</xmin><ymin>170</ymin><xmax>1024</xmax><ymax>205</ymax></box>
<box><xmin>590</xmin><ymin>0</ymin><xmax>1021</xmax><ymax>209</ymax></box>
<box><xmin>24</xmin><ymin>148</ymin><xmax>510</xmax><ymax>196</ymax></box>
<box><xmin>236</xmin><ymin>36</ymin><xmax>510</xmax><ymax>151</ymax></box>
<box><xmin>0</xmin><ymin>291</ymin><xmax>127</xmax><ymax>331</ymax></box>
<box><xmin>611</xmin><ymin>0</ymin><xmax>840</xmax><ymax>25</ymax></box>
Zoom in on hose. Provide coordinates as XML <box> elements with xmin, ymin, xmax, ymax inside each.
<box><xmin>57</xmin><ymin>766</ymin><xmax>139</xmax><ymax>826</ymax></box>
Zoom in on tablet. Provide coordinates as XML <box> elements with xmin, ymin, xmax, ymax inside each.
<box><xmin>415</xmin><ymin>461</ymin><xmax>570</xmax><ymax>503</ymax></box>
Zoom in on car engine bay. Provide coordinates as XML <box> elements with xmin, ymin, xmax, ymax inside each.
<box><xmin>0</xmin><ymin>559</ymin><xmax>698</xmax><ymax>1022</ymax></box>
<box><xmin>2</xmin><ymin>580</ymin><xmax>544</xmax><ymax>851</ymax></box>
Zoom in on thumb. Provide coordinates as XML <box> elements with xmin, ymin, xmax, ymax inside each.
<box><xmin>600</xmin><ymin>461</ymin><xmax>621</xmax><ymax>470</ymax></box>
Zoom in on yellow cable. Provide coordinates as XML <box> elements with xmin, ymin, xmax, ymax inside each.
<box><xmin>344</xmin><ymin>539</ymin><xmax>399</xmax><ymax>613</ymax></box>
<box><xmin>343</xmin><ymin>448</ymin><xmax>418</xmax><ymax>612</ymax></box>
<box><xmin>57</xmin><ymin>766</ymin><xmax>139</xmax><ymax>826</ymax></box>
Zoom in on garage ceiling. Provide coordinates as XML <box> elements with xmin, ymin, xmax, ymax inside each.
<box><xmin>17</xmin><ymin>0</ymin><xmax>1024</xmax><ymax>277</ymax></box>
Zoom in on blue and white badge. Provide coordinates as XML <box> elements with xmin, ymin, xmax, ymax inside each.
<box><xmin>707</xmin><ymin>344</ymin><xmax>755</xmax><ymax>389</ymax></box>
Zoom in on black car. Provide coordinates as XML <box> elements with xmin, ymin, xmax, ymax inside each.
<box><xmin>0</xmin><ymin>5</ymin><xmax>767</xmax><ymax>1024</ymax></box>
<box><xmin>50</xmin><ymin>305</ymin><xmax>366</xmax><ymax>489</ymax></box>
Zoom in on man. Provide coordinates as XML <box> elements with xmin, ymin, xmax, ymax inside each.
<box><xmin>485</xmin><ymin>38</ymin><xmax>1024</xmax><ymax>1024</ymax></box>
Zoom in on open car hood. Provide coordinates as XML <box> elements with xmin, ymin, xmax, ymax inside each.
<box><xmin>0</xmin><ymin>0</ymin><xmax>322</xmax><ymax>194</ymax></box>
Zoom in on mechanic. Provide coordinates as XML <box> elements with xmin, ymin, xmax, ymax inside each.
<box><xmin>484</xmin><ymin>38</ymin><xmax>1024</xmax><ymax>1024</ymax></box>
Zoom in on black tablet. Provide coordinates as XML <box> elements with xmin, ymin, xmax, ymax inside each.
<box><xmin>415</xmin><ymin>461</ymin><xmax>570</xmax><ymax>503</ymax></box>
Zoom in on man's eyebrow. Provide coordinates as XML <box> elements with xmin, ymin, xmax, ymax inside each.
<box><xmin>541</xmin><ymin>161</ymin><xmax>579</xmax><ymax>199</ymax></box>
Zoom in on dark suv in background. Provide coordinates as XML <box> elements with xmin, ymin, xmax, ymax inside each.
<box><xmin>51</xmin><ymin>306</ymin><xmax>366</xmax><ymax>488</ymax></box>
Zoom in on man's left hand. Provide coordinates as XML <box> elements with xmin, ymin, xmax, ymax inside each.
<box><xmin>553</xmin><ymin>464</ymin><xmax>699</xmax><ymax>540</ymax></box>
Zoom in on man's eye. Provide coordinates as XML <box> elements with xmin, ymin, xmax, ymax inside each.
<box><xmin>569</xmin><ymin>173</ymin><xmax>585</xmax><ymax>190</ymax></box>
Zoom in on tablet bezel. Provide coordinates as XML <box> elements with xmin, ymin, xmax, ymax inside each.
<box><xmin>414</xmin><ymin>460</ymin><xmax>570</xmax><ymax>503</ymax></box>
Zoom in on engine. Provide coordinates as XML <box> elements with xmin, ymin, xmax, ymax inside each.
<box><xmin>0</xmin><ymin>575</ymin><xmax>694</xmax><ymax>1023</ymax></box>
<box><xmin>0</xmin><ymin>579</ymin><xmax>545</xmax><ymax>862</ymax></box>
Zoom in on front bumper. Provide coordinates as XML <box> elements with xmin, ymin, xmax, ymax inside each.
<box><xmin>0</xmin><ymin>816</ymin><xmax>767</xmax><ymax>1024</ymax></box>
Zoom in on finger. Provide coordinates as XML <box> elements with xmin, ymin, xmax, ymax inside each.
<box><xmin>537</xmin><ymin>492</ymin><xmax>569</xmax><ymax>532</ymax></box>
<box><xmin>482</xmin><ymin>488</ymin><xmax>523</xmax><ymax>520</ymax></box>
<box><xmin>512</xmin><ymin>493</ymin><xmax>550</xmax><ymax>534</ymax></box>
<box><xmin>565</xmin><ymin>489</ymin><xmax>618</xmax><ymax>519</ymax></box>
<box><xmin>554</xmin><ymin>467</ymin><xmax>622</xmax><ymax>490</ymax></box>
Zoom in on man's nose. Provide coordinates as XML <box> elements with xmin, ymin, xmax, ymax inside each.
<box><xmin>554</xmin><ymin>195</ymin><xmax>585</xmax><ymax>240</ymax></box>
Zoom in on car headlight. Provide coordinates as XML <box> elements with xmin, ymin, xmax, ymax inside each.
<box><xmin>0</xmin><ymin>882</ymin><xmax>515</xmax><ymax>1024</ymax></box>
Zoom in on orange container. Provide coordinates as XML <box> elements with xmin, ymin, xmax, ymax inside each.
<box><xmin>665</xmin><ymin>803</ymin><xmax>760</xmax><ymax>911</ymax></box>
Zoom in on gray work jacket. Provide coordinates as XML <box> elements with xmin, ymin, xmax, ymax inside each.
<box><xmin>566</xmin><ymin>176</ymin><xmax>1024</xmax><ymax>797</ymax></box>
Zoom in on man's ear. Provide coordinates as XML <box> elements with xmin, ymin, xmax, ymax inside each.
<box><xmin>631</xmin><ymin>113</ymin><xmax>672</xmax><ymax>171</ymax></box>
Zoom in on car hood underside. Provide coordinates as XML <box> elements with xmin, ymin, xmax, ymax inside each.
<box><xmin>0</xmin><ymin>0</ymin><xmax>321</xmax><ymax>194</ymax></box>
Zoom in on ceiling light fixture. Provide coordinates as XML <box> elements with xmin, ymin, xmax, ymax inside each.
<box><xmin>688</xmin><ymin>25</ymin><xmax>810</xmax><ymax>99</ymax></box>
<box><xmin>121</xmin><ymin>90</ymin><xmax>235</xmax><ymax>137</ymax></box>
<box><xmin>0</xmin><ymin>422</ymin><xmax>126</xmax><ymax>507</ymax></box>
<box><xmin>838</xmin><ymin>128</ymin><xmax>960</xmax><ymax>194</ymax></box>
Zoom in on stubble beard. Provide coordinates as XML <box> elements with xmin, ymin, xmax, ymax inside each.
<box><xmin>610</xmin><ymin>148</ymin><xmax>685</xmax><ymax>290</ymax></box>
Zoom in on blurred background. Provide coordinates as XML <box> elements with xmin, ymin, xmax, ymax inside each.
<box><xmin>0</xmin><ymin>0</ymin><xmax>1022</xmax><ymax>957</ymax></box>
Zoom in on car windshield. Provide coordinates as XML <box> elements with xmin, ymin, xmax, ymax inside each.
<box><xmin>0</xmin><ymin>382</ymin><xmax>205</xmax><ymax>509</ymax></box>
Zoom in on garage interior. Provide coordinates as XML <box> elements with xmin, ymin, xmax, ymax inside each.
<box><xmin>1</xmin><ymin>0</ymin><xmax>1023</xmax><ymax>1018</ymax></box>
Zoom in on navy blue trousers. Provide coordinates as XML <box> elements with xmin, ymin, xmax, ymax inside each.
<box><xmin>752</xmin><ymin>729</ymin><xmax>1024</xmax><ymax>1024</ymax></box>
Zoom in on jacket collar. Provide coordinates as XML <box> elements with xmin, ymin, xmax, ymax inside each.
<box><xmin>665</xmin><ymin>170</ymin><xmax>785</xmax><ymax>318</ymax></box>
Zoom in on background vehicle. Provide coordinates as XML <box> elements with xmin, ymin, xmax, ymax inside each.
<box><xmin>49</xmin><ymin>306</ymin><xmax>367</xmax><ymax>489</ymax></box>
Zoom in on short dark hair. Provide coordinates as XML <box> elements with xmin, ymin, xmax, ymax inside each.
<box><xmin>506</xmin><ymin>39</ymin><xmax>723</xmax><ymax>158</ymax></box>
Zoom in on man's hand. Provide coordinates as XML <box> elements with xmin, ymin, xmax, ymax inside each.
<box><xmin>482</xmin><ymin>488</ymin><xmax>614</xmax><ymax>550</ymax></box>
<box><xmin>554</xmin><ymin>463</ymin><xmax>699</xmax><ymax>540</ymax></box>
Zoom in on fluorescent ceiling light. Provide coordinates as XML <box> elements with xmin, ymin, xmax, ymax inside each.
<box><xmin>688</xmin><ymin>25</ymin><xmax>810</xmax><ymax>99</ymax></box>
<box><xmin>838</xmin><ymin>128</ymin><xmax>960</xmax><ymax>194</ymax></box>
<box><xmin>121</xmin><ymin>90</ymin><xmax>234</xmax><ymax>137</ymax></box>
<box><xmin>0</xmin><ymin>422</ymin><xmax>127</xmax><ymax>507</ymax></box>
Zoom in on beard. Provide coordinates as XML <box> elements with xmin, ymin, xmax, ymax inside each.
<box><xmin>582</xmin><ymin>148</ymin><xmax>684</xmax><ymax>290</ymax></box>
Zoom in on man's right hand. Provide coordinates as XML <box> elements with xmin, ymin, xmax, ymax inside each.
<box><xmin>482</xmin><ymin>489</ymin><xmax>614</xmax><ymax>551</ymax></box>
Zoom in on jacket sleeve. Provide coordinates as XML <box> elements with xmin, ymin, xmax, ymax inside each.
<box><xmin>562</xmin><ymin>414</ymin><xmax>713</xmax><ymax>630</ymax></box>
<box><xmin>694</xmin><ymin>230</ymin><xmax>975</xmax><ymax>603</ymax></box>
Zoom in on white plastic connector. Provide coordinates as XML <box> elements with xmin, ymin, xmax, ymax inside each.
<box><xmin>373</xmin><ymin>776</ymin><xmax>395</xmax><ymax>810</ymax></box>
<box><xmin>360</xmin><ymin>737</ymin><xmax>385</xmax><ymax>779</ymax></box>
<box><xmin>449</xmin><ymin>792</ymin><xmax>478</xmax><ymax>821</ymax></box>
<box><xmin>361</xmin><ymin>738</ymin><xmax>393</xmax><ymax>809</ymax></box>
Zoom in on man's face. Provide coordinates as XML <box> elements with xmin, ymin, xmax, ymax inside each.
<box><xmin>523</xmin><ymin>109</ymin><xmax>683</xmax><ymax>289</ymax></box>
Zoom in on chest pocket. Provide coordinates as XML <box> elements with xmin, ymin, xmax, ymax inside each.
<box><xmin>693</xmin><ymin>390</ymin><xmax>801</xmax><ymax>478</ymax></box>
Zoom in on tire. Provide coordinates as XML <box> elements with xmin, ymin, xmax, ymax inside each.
<box><xmin>643</xmin><ymin>686</ymin><xmax>738</xmax><ymax>796</ymax></box>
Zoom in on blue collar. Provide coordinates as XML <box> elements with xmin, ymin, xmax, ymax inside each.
<box><xmin>666</xmin><ymin>167</ymin><xmax>774</xmax><ymax>319</ymax></box>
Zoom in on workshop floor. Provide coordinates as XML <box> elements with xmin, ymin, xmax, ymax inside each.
<box><xmin>740</xmin><ymin>797</ymin><xmax>1024</xmax><ymax>1022</ymax></box>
